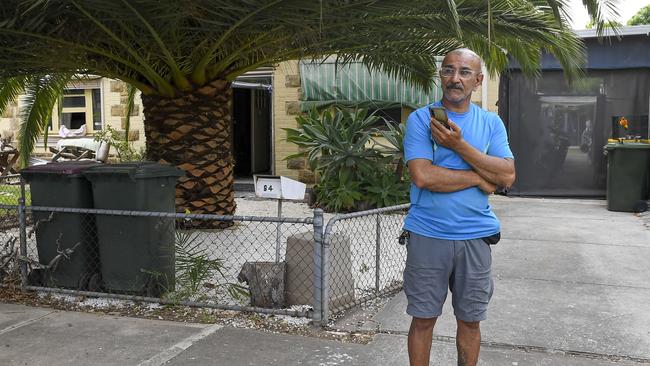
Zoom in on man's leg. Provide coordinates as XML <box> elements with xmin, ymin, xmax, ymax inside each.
<box><xmin>408</xmin><ymin>316</ymin><xmax>437</xmax><ymax>366</ymax></box>
<box><xmin>456</xmin><ymin>319</ymin><xmax>481</xmax><ymax>366</ymax></box>
<box><xmin>450</xmin><ymin>238</ymin><xmax>493</xmax><ymax>365</ymax></box>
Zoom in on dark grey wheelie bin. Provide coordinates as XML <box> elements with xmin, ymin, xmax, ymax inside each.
<box><xmin>83</xmin><ymin>162</ymin><xmax>183</xmax><ymax>297</ymax></box>
<box><xmin>20</xmin><ymin>161</ymin><xmax>101</xmax><ymax>290</ymax></box>
<box><xmin>604</xmin><ymin>142</ymin><xmax>650</xmax><ymax>212</ymax></box>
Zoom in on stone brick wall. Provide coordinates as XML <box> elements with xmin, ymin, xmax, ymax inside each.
<box><xmin>272</xmin><ymin>60</ymin><xmax>311</xmax><ymax>183</ymax></box>
<box><xmin>104</xmin><ymin>80</ymin><xmax>145</xmax><ymax>150</ymax></box>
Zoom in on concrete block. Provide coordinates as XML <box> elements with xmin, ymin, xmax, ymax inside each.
<box><xmin>111</xmin><ymin>105</ymin><xmax>124</xmax><ymax>117</ymax></box>
<box><xmin>285</xmin><ymin>101</ymin><xmax>301</xmax><ymax>115</ymax></box>
<box><xmin>110</xmin><ymin>80</ymin><xmax>124</xmax><ymax>93</ymax></box>
<box><xmin>298</xmin><ymin>170</ymin><xmax>316</xmax><ymax>184</ymax></box>
<box><xmin>286</xmin><ymin>158</ymin><xmax>305</xmax><ymax>170</ymax></box>
<box><xmin>285</xmin><ymin>231</ymin><xmax>354</xmax><ymax>309</ymax></box>
<box><xmin>285</xmin><ymin>75</ymin><xmax>301</xmax><ymax>88</ymax></box>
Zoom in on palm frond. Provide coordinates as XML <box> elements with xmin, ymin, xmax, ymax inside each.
<box><xmin>0</xmin><ymin>76</ymin><xmax>27</xmax><ymax>116</ymax></box>
<box><xmin>17</xmin><ymin>73</ymin><xmax>73</xmax><ymax>167</ymax></box>
<box><xmin>124</xmin><ymin>83</ymin><xmax>137</xmax><ymax>144</ymax></box>
<box><xmin>0</xmin><ymin>0</ymin><xmax>619</xmax><ymax>98</ymax></box>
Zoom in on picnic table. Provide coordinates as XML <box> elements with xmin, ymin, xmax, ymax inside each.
<box><xmin>49</xmin><ymin>138</ymin><xmax>105</xmax><ymax>162</ymax></box>
<box><xmin>0</xmin><ymin>147</ymin><xmax>19</xmax><ymax>177</ymax></box>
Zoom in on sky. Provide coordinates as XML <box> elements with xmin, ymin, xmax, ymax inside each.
<box><xmin>567</xmin><ymin>0</ymin><xmax>650</xmax><ymax>29</ymax></box>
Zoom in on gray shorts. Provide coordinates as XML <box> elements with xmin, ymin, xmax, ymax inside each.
<box><xmin>403</xmin><ymin>232</ymin><xmax>494</xmax><ymax>322</ymax></box>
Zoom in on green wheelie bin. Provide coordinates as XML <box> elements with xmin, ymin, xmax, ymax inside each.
<box><xmin>20</xmin><ymin>161</ymin><xmax>101</xmax><ymax>290</ymax></box>
<box><xmin>83</xmin><ymin>162</ymin><xmax>183</xmax><ymax>297</ymax></box>
<box><xmin>604</xmin><ymin>142</ymin><xmax>650</xmax><ymax>212</ymax></box>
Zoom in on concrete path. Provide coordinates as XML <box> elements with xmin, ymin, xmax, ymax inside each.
<box><xmin>1</xmin><ymin>197</ymin><xmax>649</xmax><ymax>365</ymax></box>
<box><xmin>336</xmin><ymin>197</ymin><xmax>650</xmax><ymax>364</ymax></box>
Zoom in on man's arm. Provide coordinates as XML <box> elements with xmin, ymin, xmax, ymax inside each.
<box><xmin>453</xmin><ymin>144</ymin><xmax>515</xmax><ymax>188</ymax></box>
<box><xmin>408</xmin><ymin>158</ymin><xmax>497</xmax><ymax>194</ymax></box>
<box><xmin>430</xmin><ymin>119</ymin><xmax>515</xmax><ymax>188</ymax></box>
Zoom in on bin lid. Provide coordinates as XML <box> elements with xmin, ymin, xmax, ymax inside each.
<box><xmin>20</xmin><ymin>161</ymin><xmax>101</xmax><ymax>177</ymax></box>
<box><xmin>83</xmin><ymin>162</ymin><xmax>185</xmax><ymax>180</ymax></box>
<box><xmin>605</xmin><ymin>142</ymin><xmax>650</xmax><ymax>150</ymax></box>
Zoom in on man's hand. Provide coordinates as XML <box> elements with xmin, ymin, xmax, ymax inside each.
<box><xmin>430</xmin><ymin>117</ymin><xmax>463</xmax><ymax>150</ymax></box>
<box><xmin>477</xmin><ymin>177</ymin><xmax>497</xmax><ymax>195</ymax></box>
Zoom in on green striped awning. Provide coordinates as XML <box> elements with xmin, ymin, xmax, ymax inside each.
<box><xmin>300</xmin><ymin>60</ymin><xmax>442</xmax><ymax>111</ymax></box>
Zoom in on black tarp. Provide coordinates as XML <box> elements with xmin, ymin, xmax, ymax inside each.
<box><xmin>502</xmin><ymin>29</ymin><xmax>650</xmax><ymax>197</ymax></box>
<box><xmin>502</xmin><ymin>68</ymin><xmax>650</xmax><ymax>197</ymax></box>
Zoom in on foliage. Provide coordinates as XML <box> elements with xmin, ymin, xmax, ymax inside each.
<box><xmin>628</xmin><ymin>5</ymin><xmax>650</xmax><ymax>26</ymax></box>
<box><xmin>286</xmin><ymin>107</ymin><xmax>383</xmax><ymax>179</ymax></box>
<box><xmin>585</xmin><ymin>20</ymin><xmax>621</xmax><ymax>29</ymax></box>
<box><xmin>0</xmin><ymin>0</ymin><xmax>621</xmax><ymax>164</ymax></box>
<box><xmin>286</xmin><ymin>106</ymin><xmax>408</xmax><ymax>212</ymax></box>
<box><xmin>11</xmin><ymin>74</ymin><xmax>74</xmax><ymax>167</ymax></box>
<box><xmin>365</xmin><ymin>168</ymin><xmax>411</xmax><ymax>209</ymax></box>
<box><xmin>172</xmin><ymin>229</ymin><xmax>248</xmax><ymax>302</ymax></box>
<box><xmin>93</xmin><ymin>125</ymin><xmax>145</xmax><ymax>162</ymax></box>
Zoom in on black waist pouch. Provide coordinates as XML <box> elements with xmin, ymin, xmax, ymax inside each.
<box><xmin>482</xmin><ymin>232</ymin><xmax>501</xmax><ymax>245</ymax></box>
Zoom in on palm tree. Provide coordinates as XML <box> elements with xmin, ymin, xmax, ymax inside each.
<box><xmin>0</xmin><ymin>0</ymin><xmax>618</xmax><ymax>216</ymax></box>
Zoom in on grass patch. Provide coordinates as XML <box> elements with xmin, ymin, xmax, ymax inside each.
<box><xmin>0</xmin><ymin>184</ymin><xmax>30</xmax><ymax>216</ymax></box>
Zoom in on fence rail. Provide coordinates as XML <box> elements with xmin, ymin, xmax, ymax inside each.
<box><xmin>1</xmin><ymin>175</ymin><xmax>409</xmax><ymax>324</ymax></box>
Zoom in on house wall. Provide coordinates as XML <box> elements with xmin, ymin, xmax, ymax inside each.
<box><xmin>271</xmin><ymin>60</ymin><xmax>307</xmax><ymax>182</ymax></box>
<box><xmin>103</xmin><ymin>79</ymin><xmax>146</xmax><ymax>150</ymax></box>
<box><xmin>470</xmin><ymin>72</ymin><xmax>500</xmax><ymax>114</ymax></box>
<box><xmin>0</xmin><ymin>78</ymin><xmax>146</xmax><ymax>155</ymax></box>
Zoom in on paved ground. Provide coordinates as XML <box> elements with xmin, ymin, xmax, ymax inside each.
<box><xmin>1</xmin><ymin>197</ymin><xmax>649</xmax><ymax>365</ymax></box>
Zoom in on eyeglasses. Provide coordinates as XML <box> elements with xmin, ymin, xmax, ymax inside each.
<box><xmin>439</xmin><ymin>67</ymin><xmax>480</xmax><ymax>79</ymax></box>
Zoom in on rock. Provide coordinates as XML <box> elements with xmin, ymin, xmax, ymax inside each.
<box><xmin>238</xmin><ymin>262</ymin><xmax>286</xmax><ymax>308</ymax></box>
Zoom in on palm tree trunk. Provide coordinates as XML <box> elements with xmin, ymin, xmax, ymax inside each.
<box><xmin>142</xmin><ymin>79</ymin><xmax>236</xmax><ymax>218</ymax></box>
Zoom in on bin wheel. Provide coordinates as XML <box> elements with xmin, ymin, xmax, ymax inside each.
<box><xmin>633</xmin><ymin>200</ymin><xmax>648</xmax><ymax>213</ymax></box>
<box><xmin>87</xmin><ymin>273</ymin><xmax>102</xmax><ymax>292</ymax></box>
<box><xmin>77</xmin><ymin>272</ymin><xmax>90</xmax><ymax>291</ymax></box>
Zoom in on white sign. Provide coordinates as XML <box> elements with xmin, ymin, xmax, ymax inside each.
<box><xmin>255</xmin><ymin>176</ymin><xmax>282</xmax><ymax>199</ymax></box>
<box><xmin>254</xmin><ymin>175</ymin><xmax>306</xmax><ymax>200</ymax></box>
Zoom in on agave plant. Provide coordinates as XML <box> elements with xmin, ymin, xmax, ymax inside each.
<box><xmin>285</xmin><ymin>107</ymin><xmax>384</xmax><ymax>182</ymax></box>
<box><xmin>286</xmin><ymin>106</ymin><xmax>410</xmax><ymax>211</ymax></box>
<box><xmin>0</xmin><ymin>0</ymin><xmax>618</xmax><ymax>216</ymax></box>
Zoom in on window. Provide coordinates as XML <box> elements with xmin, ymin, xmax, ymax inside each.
<box><xmin>49</xmin><ymin>88</ymin><xmax>103</xmax><ymax>133</ymax></box>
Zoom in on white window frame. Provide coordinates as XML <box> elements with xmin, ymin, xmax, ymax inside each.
<box><xmin>48</xmin><ymin>88</ymin><xmax>102</xmax><ymax>134</ymax></box>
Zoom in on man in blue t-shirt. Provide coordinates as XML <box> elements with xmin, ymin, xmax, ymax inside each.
<box><xmin>402</xmin><ymin>49</ymin><xmax>515</xmax><ymax>366</ymax></box>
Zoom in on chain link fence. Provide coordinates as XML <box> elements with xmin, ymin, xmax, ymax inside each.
<box><xmin>2</xmin><ymin>175</ymin><xmax>410</xmax><ymax>324</ymax></box>
<box><xmin>322</xmin><ymin>204</ymin><xmax>409</xmax><ymax>319</ymax></box>
<box><xmin>0</xmin><ymin>175</ymin><xmax>24</xmax><ymax>285</ymax></box>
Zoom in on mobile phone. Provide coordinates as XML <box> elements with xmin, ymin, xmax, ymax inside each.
<box><xmin>429</xmin><ymin>106</ymin><xmax>451</xmax><ymax>129</ymax></box>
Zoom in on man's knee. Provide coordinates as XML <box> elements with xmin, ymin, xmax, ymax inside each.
<box><xmin>411</xmin><ymin>316</ymin><xmax>437</xmax><ymax>332</ymax></box>
<box><xmin>456</xmin><ymin>319</ymin><xmax>480</xmax><ymax>330</ymax></box>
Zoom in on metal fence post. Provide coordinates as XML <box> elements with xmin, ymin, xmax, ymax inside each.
<box><xmin>375</xmin><ymin>213</ymin><xmax>381</xmax><ymax>295</ymax></box>
<box><xmin>312</xmin><ymin>208</ymin><xmax>325</xmax><ymax>324</ymax></box>
<box><xmin>18</xmin><ymin>177</ymin><xmax>28</xmax><ymax>289</ymax></box>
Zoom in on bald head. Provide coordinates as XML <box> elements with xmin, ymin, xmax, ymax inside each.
<box><xmin>439</xmin><ymin>48</ymin><xmax>484</xmax><ymax>110</ymax></box>
<box><xmin>443</xmin><ymin>48</ymin><xmax>482</xmax><ymax>73</ymax></box>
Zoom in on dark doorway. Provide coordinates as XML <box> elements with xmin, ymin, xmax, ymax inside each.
<box><xmin>233</xmin><ymin>84</ymin><xmax>272</xmax><ymax>178</ymax></box>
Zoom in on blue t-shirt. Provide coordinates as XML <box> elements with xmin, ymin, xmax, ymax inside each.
<box><xmin>403</xmin><ymin>102</ymin><xmax>514</xmax><ymax>240</ymax></box>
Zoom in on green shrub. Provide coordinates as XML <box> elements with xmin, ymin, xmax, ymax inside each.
<box><xmin>285</xmin><ymin>106</ymin><xmax>408</xmax><ymax>212</ymax></box>
<box><xmin>94</xmin><ymin>125</ymin><xmax>145</xmax><ymax>162</ymax></box>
